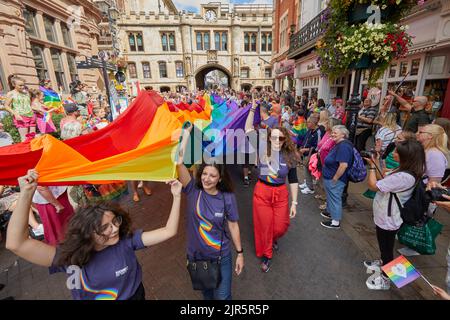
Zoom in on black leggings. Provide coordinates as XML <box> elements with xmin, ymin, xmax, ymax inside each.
<box><xmin>356</xmin><ymin>128</ymin><xmax>372</xmax><ymax>152</ymax></box>
<box><xmin>376</xmin><ymin>226</ymin><xmax>399</xmax><ymax>266</ymax></box>
<box><xmin>128</xmin><ymin>282</ymin><xmax>146</xmax><ymax>300</ymax></box>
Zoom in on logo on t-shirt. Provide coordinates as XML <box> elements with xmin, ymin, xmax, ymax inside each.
<box><xmin>214</xmin><ymin>212</ymin><xmax>224</xmax><ymax>218</ymax></box>
<box><xmin>115</xmin><ymin>266</ymin><xmax>128</xmax><ymax>277</ymax></box>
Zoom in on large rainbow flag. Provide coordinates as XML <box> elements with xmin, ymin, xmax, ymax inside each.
<box><xmin>0</xmin><ymin>91</ymin><xmax>257</xmax><ymax>186</ymax></box>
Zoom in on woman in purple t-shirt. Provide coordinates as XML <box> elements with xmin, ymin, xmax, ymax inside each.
<box><xmin>177</xmin><ymin>123</ymin><xmax>244</xmax><ymax>300</ymax></box>
<box><xmin>6</xmin><ymin>169</ymin><xmax>183</xmax><ymax>300</ymax></box>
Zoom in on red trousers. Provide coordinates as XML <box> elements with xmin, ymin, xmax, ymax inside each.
<box><xmin>253</xmin><ymin>181</ymin><xmax>290</xmax><ymax>259</ymax></box>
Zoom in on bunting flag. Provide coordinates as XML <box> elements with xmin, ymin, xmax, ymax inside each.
<box><xmin>39</xmin><ymin>86</ymin><xmax>63</xmax><ymax>113</ymax></box>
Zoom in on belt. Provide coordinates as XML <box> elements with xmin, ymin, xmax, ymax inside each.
<box><xmin>258</xmin><ymin>179</ymin><xmax>284</xmax><ymax>188</ymax></box>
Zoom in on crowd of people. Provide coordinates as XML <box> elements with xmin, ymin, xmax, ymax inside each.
<box><xmin>0</xmin><ymin>78</ymin><xmax>449</xmax><ymax>300</ymax></box>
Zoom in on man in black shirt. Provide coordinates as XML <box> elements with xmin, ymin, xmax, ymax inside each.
<box><xmin>388</xmin><ymin>90</ymin><xmax>430</xmax><ymax>132</ymax></box>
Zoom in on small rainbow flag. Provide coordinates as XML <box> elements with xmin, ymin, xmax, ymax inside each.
<box><xmin>291</xmin><ymin>116</ymin><xmax>307</xmax><ymax>145</ymax></box>
<box><xmin>381</xmin><ymin>255</ymin><xmax>420</xmax><ymax>288</ymax></box>
<box><xmin>40</xmin><ymin>86</ymin><xmax>63</xmax><ymax>112</ymax></box>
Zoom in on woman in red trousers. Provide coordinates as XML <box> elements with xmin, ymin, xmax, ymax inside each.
<box><xmin>245</xmin><ymin>96</ymin><xmax>299</xmax><ymax>272</ymax></box>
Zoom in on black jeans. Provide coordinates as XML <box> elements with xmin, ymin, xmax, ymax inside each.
<box><xmin>376</xmin><ymin>225</ymin><xmax>399</xmax><ymax>267</ymax></box>
<box><xmin>355</xmin><ymin>128</ymin><xmax>372</xmax><ymax>152</ymax></box>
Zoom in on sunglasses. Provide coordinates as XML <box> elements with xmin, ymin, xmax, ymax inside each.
<box><xmin>270</xmin><ymin>135</ymin><xmax>286</xmax><ymax>142</ymax></box>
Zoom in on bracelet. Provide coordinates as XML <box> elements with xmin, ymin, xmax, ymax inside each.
<box><xmin>369</xmin><ymin>168</ymin><xmax>376</xmax><ymax>171</ymax></box>
<box><xmin>291</xmin><ymin>201</ymin><xmax>298</xmax><ymax>205</ymax></box>
<box><xmin>236</xmin><ymin>248</ymin><xmax>244</xmax><ymax>254</ymax></box>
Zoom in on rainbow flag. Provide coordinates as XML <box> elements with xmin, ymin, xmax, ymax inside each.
<box><xmin>0</xmin><ymin>91</ymin><xmax>249</xmax><ymax>185</ymax></box>
<box><xmin>291</xmin><ymin>116</ymin><xmax>307</xmax><ymax>146</ymax></box>
<box><xmin>381</xmin><ymin>255</ymin><xmax>420</xmax><ymax>288</ymax></box>
<box><xmin>40</xmin><ymin>86</ymin><xmax>63</xmax><ymax>112</ymax></box>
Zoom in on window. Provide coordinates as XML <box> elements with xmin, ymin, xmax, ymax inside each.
<box><xmin>31</xmin><ymin>45</ymin><xmax>48</xmax><ymax>82</ymax></box>
<box><xmin>251</xmin><ymin>34</ymin><xmax>257</xmax><ymax>52</ymax></box>
<box><xmin>169</xmin><ymin>33</ymin><xmax>175</xmax><ymax>51</ymax></box>
<box><xmin>244</xmin><ymin>32</ymin><xmax>257</xmax><ymax>52</ymax></box>
<box><xmin>142</xmin><ymin>62</ymin><xmax>151</xmax><ymax>78</ymax></box>
<box><xmin>129</xmin><ymin>33</ymin><xmax>144</xmax><ymax>52</ymax></box>
<box><xmin>214</xmin><ymin>32</ymin><xmax>228</xmax><ymax>51</ymax></box>
<box><xmin>400</xmin><ymin>61</ymin><xmax>408</xmax><ymax>76</ymax></box>
<box><xmin>128</xmin><ymin>62</ymin><xmax>137</xmax><ymax>78</ymax></box>
<box><xmin>23</xmin><ymin>7</ymin><xmax>38</xmax><ymax>37</ymax></box>
<box><xmin>67</xmin><ymin>54</ymin><xmax>78</xmax><ymax>82</ymax></box>
<box><xmin>50</xmin><ymin>49</ymin><xmax>66</xmax><ymax>91</ymax></box>
<box><xmin>196</xmin><ymin>32</ymin><xmax>210</xmax><ymax>51</ymax></box>
<box><xmin>43</xmin><ymin>16</ymin><xmax>57</xmax><ymax>43</ymax></box>
<box><xmin>410</xmin><ymin>59</ymin><xmax>420</xmax><ymax>76</ymax></box>
<box><xmin>61</xmin><ymin>23</ymin><xmax>72</xmax><ymax>48</ymax></box>
<box><xmin>159</xmin><ymin>61</ymin><xmax>167</xmax><ymax>78</ymax></box>
<box><xmin>429</xmin><ymin>56</ymin><xmax>446</xmax><ymax>74</ymax></box>
<box><xmin>389</xmin><ymin>63</ymin><xmax>397</xmax><ymax>78</ymax></box>
<box><xmin>136</xmin><ymin>33</ymin><xmax>144</xmax><ymax>51</ymax></box>
<box><xmin>161</xmin><ymin>32</ymin><xmax>176</xmax><ymax>51</ymax></box>
<box><xmin>241</xmin><ymin>68</ymin><xmax>249</xmax><ymax>78</ymax></box>
<box><xmin>176</xmin><ymin>61</ymin><xmax>184</xmax><ymax>78</ymax></box>
<box><xmin>204</xmin><ymin>32</ymin><xmax>210</xmax><ymax>50</ymax></box>
<box><xmin>265</xmin><ymin>68</ymin><xmax>272</xmax><ymax>78</ymax></box>
<box><xmin>261</xmin><ymin>33</ymin><xmax>272</xmax><ymax>52</ymax></box>
<box><xmin>244</xmin><ymin>33</ymin><xmax>250</xmax><ymax>52</ymax></box>
<box><xmin>129</xmin><ymin>34</ymin><xmax>136</xmax><ymax>52</ymax></box>
<box><xmin>280</xmin><ymin>15</ymin><xmax>288</xmax><ymax>49</ymax></box>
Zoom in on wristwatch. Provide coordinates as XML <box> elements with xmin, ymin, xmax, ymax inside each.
<box><xmin>236</xmin><ymin>248</ymin><xmax>244</xmax><ymax>254</ymax></box>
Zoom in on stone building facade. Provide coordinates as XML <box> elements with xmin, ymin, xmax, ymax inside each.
<box><xmin>118</xmin><ymin>1</ymin><xmax>273</xmax><ymax>93</ymax></box>
<box><xmin>0</xmin><ymin>0</ymin><xmax>103</xmax><ymax>94</ymax></box>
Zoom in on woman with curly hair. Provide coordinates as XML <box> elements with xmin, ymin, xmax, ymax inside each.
<box><xmin>245</xmin><ymin>96</ymin><xmax>299</xmax><ymax>272</ymax></box>
<box><xmin>6</xmin><ymin>169</ymin><xmax>182</xmax><ymax>300</ymax></box>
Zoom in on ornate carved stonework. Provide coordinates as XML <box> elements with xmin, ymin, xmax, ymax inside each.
<box><xmin>207</xmin><ymin>50</ymin><xmax>217</xmax><ymax>63</ymax></box>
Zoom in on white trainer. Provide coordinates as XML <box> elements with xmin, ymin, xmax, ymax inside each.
<box><xmin>366</xmin><ymin>273</ymin><xmax>390</xmax><ymax>290</ymax></box>
<box><xmin>301</xmin><ymin>187</ymin><xmax>315</xmax><ymax>194</ymax></box>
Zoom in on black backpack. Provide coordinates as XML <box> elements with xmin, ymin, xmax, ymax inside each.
<box><xmin>388</xmin><ymin>173</ymin><xmax>430</xmax><ymax>227</ymax></box>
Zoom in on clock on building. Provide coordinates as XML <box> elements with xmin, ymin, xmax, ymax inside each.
<box><xmin>205</xmin><ymin>9</ymin><xmax>217</xmax><ymax>22</ymax></box>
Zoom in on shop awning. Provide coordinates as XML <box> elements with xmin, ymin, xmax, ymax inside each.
<box><xmin>275</xmin><ymin>59</ymin><xmax>295</xmax><ymax>78</ymax></box>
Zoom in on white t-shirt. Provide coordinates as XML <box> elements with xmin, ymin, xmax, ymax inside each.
<box><xmin>373</xmin><ymin>171</ymin><xmax>415</xmax><ymax>231</ymax></box>
<box><xmin>375</xmin><ymin>126</ymin><xmax>402</xmax><ymax>151</ymax></box>
<box><xmin>32</xmin><ymin>186</ymin><xmax>68</xmax><ymax>205</ymax></box>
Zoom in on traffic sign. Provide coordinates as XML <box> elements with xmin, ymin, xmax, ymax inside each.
<box><xmin>76</xmin><ymin>57</ymin><xmax>117</xmax><ymax>71</ymax></box>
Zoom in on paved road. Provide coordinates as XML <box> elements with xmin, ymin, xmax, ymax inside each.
<box><xmin>0</xmin><ymin>165</ymin><xmax>446</xmax><ymax>300</ymax></box>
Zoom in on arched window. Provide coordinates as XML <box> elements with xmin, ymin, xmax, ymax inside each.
<box><xmin>142</xmin><ymin>62</ymin><xmax>151</xmax><ymax>79</ymax></box>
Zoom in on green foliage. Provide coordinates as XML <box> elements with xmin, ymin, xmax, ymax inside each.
<box><xmin>1</xmin><ymin>114</ymin><xmax>20</xmax><ymax>143</ymax></box>
<box><xmin>316</xmin><ymin>0</ymin><xmax>419</xmax><ymax>86</ymax></box>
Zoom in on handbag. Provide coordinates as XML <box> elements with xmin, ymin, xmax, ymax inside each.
<box><xmin>397</xmin><ymin>218</ymin><xmax>443</xmax><ymax>255</ymax></box>
<box><xmin>186</xmin><ymin>191</ymin><xmax>226</xmax><ymax>291</ymax></box>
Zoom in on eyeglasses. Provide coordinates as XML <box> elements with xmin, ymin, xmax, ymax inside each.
<box><xmin>419</xmin><ymin>131</ymin><xmax>432</xmax><ymax>135</ymax></box>
<box><xmin>270</xmin><ymin>135</ymin><xmax>286</xmax><ymax>142</ymax></box>
<box><xmin>95</xmin><ymin>215</ymin><xmax>122</xmax><ymax>236</ymax></box>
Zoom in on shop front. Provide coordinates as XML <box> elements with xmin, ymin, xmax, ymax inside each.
<box><xmin>274</xmin><ymin>59</ymin><xmax>295</xmax><ymax>93</ymax></box>
<box><xmin>295</xmin><ymin>55</ymin><xmax>321</xmax><ymax>100</ymax></box>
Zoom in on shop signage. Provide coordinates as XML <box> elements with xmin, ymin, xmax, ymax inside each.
<box><xmin>275</xmin><ymin>59</ymin><xmax>295</xmax><ymax>77</ymax></box>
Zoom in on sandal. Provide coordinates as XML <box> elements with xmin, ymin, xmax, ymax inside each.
<box><xmin>319</xmin><ymin>203</ymin><xmax>327</xmax><ymax>211</ymax></box>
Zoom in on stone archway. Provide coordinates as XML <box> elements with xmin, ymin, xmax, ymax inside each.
<box><xmin>194</xmin><ymin>64</ymin><xmax>232</xmax><ymax>90</ymax></box>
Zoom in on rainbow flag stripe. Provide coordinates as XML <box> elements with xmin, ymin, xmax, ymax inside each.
<box><xmin>382</xmin><ymin>255</ymin><xmax>420</xmax><ymax>288</ymax></box>
<box><xmin>196</xmin><ymin>194</ymin><xmax>221</xmax><ymax>250</ymax></box>
<box><xmin>80</xmin><ymin>270</ymin><xmax>118</xmax><ymax>300</ymax></box>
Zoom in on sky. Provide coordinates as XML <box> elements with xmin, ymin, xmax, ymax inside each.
<box><xmin>172</xmin><ymin>0</ymin><xmax>273</xmax><ymax>13</ymax></box>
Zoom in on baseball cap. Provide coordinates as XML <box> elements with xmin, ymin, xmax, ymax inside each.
<box><xmin>64</xmin><ymin>103</ymin><xmax>80</xmax><ymax>114</ymax></box>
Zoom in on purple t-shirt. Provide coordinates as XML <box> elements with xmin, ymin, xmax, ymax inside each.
<box><xmin>260</xmin><ymin>115</ymin><xmax>278</xmax><ymax>129</ymax></box>
<box><xmin>50</xmin><ymin>230</ymin><xmax>145</xmax><ymax>300</ymax></box>
<box><xmin>183</xmin><ymin>179</ymin><xmax>239</xmax><ymax>260</ymax></box>
<box><xmin>258</xmin><ymin>152</ymin><xmax>290</xmax><ymax>184</ymax></box>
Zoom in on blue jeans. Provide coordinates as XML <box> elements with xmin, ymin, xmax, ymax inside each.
<box><xmin>202</xmin><ymin>253</ymin><xmax>232</xmax><ymax>300</ymax></box>
<box><xmin>323</xmin><ymin>179</ymin><xmax>346</xmax><ymax>221</ymax></box>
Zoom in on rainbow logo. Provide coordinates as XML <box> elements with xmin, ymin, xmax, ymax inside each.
<box><xmin>80</xmin><ymin>271</ymin><xmax>119</xmax><ymax>300</ymax></box>
<box><xmin>381</xmin><ymin>255</ymin><xmax>420</xmax><ymax>288</ymax></box>
<box><xmin>196</xmin><ymin>194</ymin><xmax>221</xmax><ymax>250</ymax></box>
